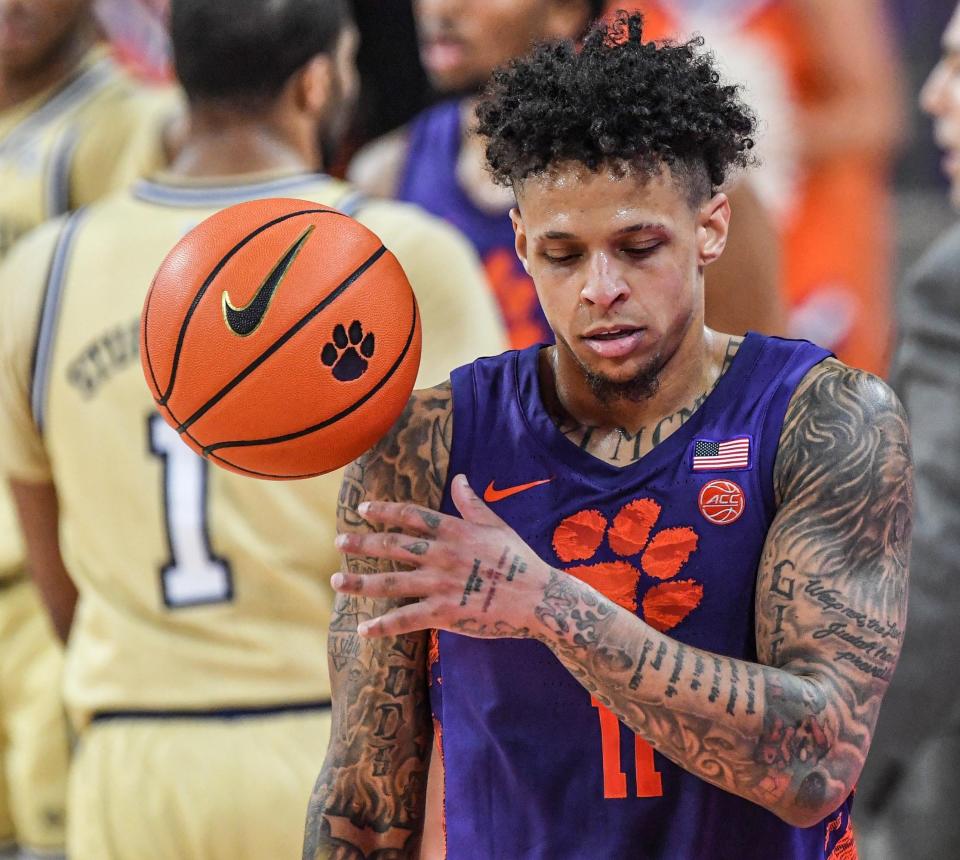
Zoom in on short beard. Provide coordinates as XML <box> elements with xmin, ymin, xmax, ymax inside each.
<box><xmin>583</xmin><ymin>362</ymin><xmax>662</xmax><ymax>405</ymax></box>
<box><xmin>557</xmin><ymin>333</ymin><xmax>664</xmax><ymax>405</ymax></box>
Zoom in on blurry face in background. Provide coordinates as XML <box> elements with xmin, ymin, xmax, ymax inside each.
<box><xmin>923</xmin><ymin>5</ymin><xmax>960</xmax><ymax>208</ymax></box>
<box><xmin>318</xmin><ymin>23</ymin><xmax>360</xmax><ymax>159</ymax></box>
<box><xmin>0</xmin><ymin>0</ymin><xmax>92</xmax><ymax>76</ymax></box>
<box><xmin>414</xmin><ymin>0</ymin><xmax>586</xmax><ymax>94</ymax></box>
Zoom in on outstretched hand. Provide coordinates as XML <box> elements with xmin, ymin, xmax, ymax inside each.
<box><xmin>331</xmin><ymin>474</ymin><xmax>559</xmax><ymax>639</ymax></box>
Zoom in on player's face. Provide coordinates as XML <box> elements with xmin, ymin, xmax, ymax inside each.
<box><xmin>0</xmin><ymin>0</ymin><xmax>90</xmax><ymax>75</ymax></box>
<box><xmin>414</xmin><ymin>0</ymin><xmax>585</xmax><ymax>93</ymax></box>
<box><xmin>512</xmin><ymin>163</ymin><xmax>729</xmax><ymax>398</ymax></box>
<box><xmin>923</xmin><ymin>6</ymin><xmax>960</xmax><ymax>208</ymax></box>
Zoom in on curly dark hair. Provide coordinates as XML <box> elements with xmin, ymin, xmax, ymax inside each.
<box><xmin>476</xmin><ymin>12</ymin><xmax>757</xmax><ymax>201</ymax></box>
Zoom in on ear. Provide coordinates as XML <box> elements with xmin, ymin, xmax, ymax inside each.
<box><xmin>511</xmin><ymin>206</ymin><xmax>531</xmax><ymax>275</ymax></box>
<box><xmin>697</xmin><ymin>192</ymin><xmax>731</xmax><ymax>267</ymax></box>
<box><xmin>544</xmin><ymin>0</ymin><xmax>593</xmax><ymax>40</ymax></box>
<box><xmin>294</xmin><ymin>54</ymin><xmax>334</xmax><ymax>116</ymax></box>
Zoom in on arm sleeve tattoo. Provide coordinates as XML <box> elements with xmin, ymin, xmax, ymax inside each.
<box><xmin>534</xmin><ymin>361</ymin><xmax>912</xmax><ymax>827</ymax></box>
<box><xmin>302</xmin><ymin>384</ymin><xmax>453</xmax><ymax>860</ymax></box>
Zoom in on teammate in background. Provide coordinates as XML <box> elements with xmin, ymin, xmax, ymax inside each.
<box><xmin>629</xmin><ymin>0</ymin><xmax>904</xmax><ymax>375</ymax></box>
<box><xmin>857</xmin><ymin>5</ymin><xmax>960</xmax><ymax>855</ymax></box>
<box><xmin>349</xmin><ymin>0</ymin><xmax>785</xmax><ymax>349</ymax></box>
<box><xmin>0</xmin><ymin>1</ymin><xmax>176</xmax><ymax>856</ymax></box>
<box><xmin>305</xmin><ymin>14</ymin><xmax>911</xmax><ymax>858</ymax></box>
<box><xmin>0</xmin><ymin>0</ymin><xmax>176</xmax><ymax>256</ymax></box>
<box><xmin>0</xmin><ymin>0</ymin><xmax>504</xmax><ymax>857</ymax></box>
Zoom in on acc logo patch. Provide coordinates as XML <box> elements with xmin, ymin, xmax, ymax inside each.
<box><xmin>698</xmin><ymin>479</ymin><xmax>745</xmax><ymax>525</ymax></box>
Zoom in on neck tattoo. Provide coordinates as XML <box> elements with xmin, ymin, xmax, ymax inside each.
<box><xmin>553</xmin><ymin>335</ymin><xmax>743</xmax><ymax>466</ymax></box>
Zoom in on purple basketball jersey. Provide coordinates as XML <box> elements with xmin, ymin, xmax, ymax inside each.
<box><xmin>431</xmin><ymin>333</ymin><xmax>856</xmax><ymax>859</ymax></box>
<box><xmin>397</xmin><ymin>99</ymin><xmax>552</xmax><ymax>349</ymax></box>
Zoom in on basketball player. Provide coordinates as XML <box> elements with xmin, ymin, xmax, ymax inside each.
<box><xmin>304</xmin><ymin>14</ymin><xmax>911</xmax><ymax>858</ymax></box>
<box><xmin>349</xmin><ymin>0</ymin><xmax>785</xmax><ymax>348</ymax></box>
<box><xmin>0</xmin><ymin>1</ymin><xmax>504</xmax><ymax>858</ymax></box>
<box><xmin>0</xmin><ymin>2</ymin><xmax>175</xmax><ymax>856</ymax></box>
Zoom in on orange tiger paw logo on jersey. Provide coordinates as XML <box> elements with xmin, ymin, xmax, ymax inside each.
<box><xmin>552</xmin><ymin>498</ymin><xmax>703</xmax><ymax>631</ymax></box>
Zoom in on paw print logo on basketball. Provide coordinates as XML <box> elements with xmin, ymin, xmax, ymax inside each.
<box><xmin>322</xmin><ymin>321</ymin><xmax>375</xmax><ymax>382</ymax></box>
<box><xmin>140</xmin><ymin>198</ymin><xmax>422</xmax><ymax>479</ymax></box>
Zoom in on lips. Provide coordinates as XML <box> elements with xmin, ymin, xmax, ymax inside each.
<box><xmin>420</xmin><ymin>38</ymin><xmax>467</xmax><ymax>75</ymax></box>
<box><xmin>581</xmin><ymin>327</ymin><xmax>645</xmax><ymax>359</ymax></box>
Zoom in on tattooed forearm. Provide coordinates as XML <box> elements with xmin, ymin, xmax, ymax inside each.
<box><xmin>304</xmin><ymin>385</ymin><xmax>453</xmax><ymax>860</ymax></box>
<box><xmin>524</xmin><ymin>361</ymin><xmax>911</xmax><ymax>829</ymax></box>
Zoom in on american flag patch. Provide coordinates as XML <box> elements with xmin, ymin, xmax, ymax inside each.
<box><xmin>691</xmin><ymin>437</ymin><xmax>751</xmax><ymax>471</ymax></box>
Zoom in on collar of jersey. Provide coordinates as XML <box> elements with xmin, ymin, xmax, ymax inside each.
<box><xmin>133</xmin><ymin>170</ymin><xmax>333</xmax><ymax>207</ymax></box>
<box><xmin>513</xmin><ymin>331</ymin><xmax>764</xmax><ymax>485</ymax></box>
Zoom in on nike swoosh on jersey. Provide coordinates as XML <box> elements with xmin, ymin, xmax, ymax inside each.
<box><xmin>222</xmin><ymin>224</ymin><xmax>314</xmax><ymax>337</ymax></box>
<box><xmin>483</xmin><ymin>478</ymin><xmax>553</xmax><ymax>503</ymax></box>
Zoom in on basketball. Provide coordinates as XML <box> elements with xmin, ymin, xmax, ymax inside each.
<box><xmin>139</xmin><ymin>197</ymin><xmax>422</xmax><ymax>479</ymax></box>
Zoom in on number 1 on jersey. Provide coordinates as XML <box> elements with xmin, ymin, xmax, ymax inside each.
<box><xmin>149</xmin><ymin>414</ymin><xmax>232</xmax><ymax>608</ymax></box>
<box><xmin>592</xmin><ymin>698</ymin><xmax>663</xmax><ymax>798</ymax></box>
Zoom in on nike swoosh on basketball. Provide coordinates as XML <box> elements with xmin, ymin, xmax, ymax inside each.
<box><xmin>222</xmin><ymin>224</ymin><xmax>315</xmax><ymax>337</ymax></box>
<box><xmin>483</xmin><ymin>478</ymin><xmax>553</xmax><ymax>503</ymax></box>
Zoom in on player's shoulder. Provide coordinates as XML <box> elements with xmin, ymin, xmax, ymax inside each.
<box><xmin>0</xmin><ymin>216</ymin><xmax>69</xmax><ymax>289</ymax></box>
<box><xmin>377</xmin><ymin>381</ymin><xmax>454</xmax><ymax>451</ymax></box>
<box><xmin>354</xmin><ymin>381</ymin><xmax>453</xmax><ymax>508</ymax></box>
<box><xmin>789</xmin><ymin>358</ymin><xmax>903</xmax><ymax>420</ymax></box>
<box><xmin>775</xmin><ymin>358</ymin><xmax>909</xmax><ymax>499</ymax></box>
<box><xmin>347</xmin><ymin>126</ymin><xmax>411</xmax><ymax>197</ymax></box>
<box><xmin>78</xmin><ymin>53</ymin><xmax>179</xmax><ymax>126</ymax></box>
<box><xmin>0</xmin><ymin>216</ymin><xmax>71</xmax><ymax>345</ymax></box>
<box><xmin>352</xmin><ymin>192</ymin><xmax>466</xmax><ymax>248</ymax></box>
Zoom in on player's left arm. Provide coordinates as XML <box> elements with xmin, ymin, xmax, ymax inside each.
<box><xmin>335</xmin><ymin>360</ymin><xmax>911</xmax><ymax>825</ymax></box>
<box><xmin>0</xmin><ymin>221</ymin><xmax>79</xmax><ymax>642</ymax></box>
<box><xmin>8</xmin><ymin>480</ymin><xmax>77</xmax><ymax>642</ymax></box>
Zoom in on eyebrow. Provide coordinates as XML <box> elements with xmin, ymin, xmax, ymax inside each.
<box><xmin>541</xmin><ymin>223</ymin><xmax>666</xmax><ymax>240</ymax></box>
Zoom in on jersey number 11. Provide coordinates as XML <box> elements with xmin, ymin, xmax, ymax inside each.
<box><xmin>592</xmin><ymin>698</ymin><xmax>663</xmax><ymax>798</ymax></box>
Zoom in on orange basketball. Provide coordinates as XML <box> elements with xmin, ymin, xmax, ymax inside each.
<box><xmin>140</xmin><ymin>197</ymin><xmax>422</xmax><ymax>479</ymax></box>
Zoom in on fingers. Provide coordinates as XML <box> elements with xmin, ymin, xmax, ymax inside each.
<box><xmin>336</xmin><ymin>531</ymin><xmax>436</xmax><ymax>565</ymax></box>
<box><xmin>356</xmin><ymin>602</ymin><xmax>434</xmax><ymax>638</ymax></box>
<box><xmin>358</xmin><ymin>500</ymin><xmax>452</xmax><ymax>536</ymax></box>
<box><xmin>331</xmin><ymin>569</ymin><xmax>437</xmax><ymax>601</ymax></box>
<box><xmin>450</xmin><ymin>474</ymin><xmax>504</xmax><ymax>528</ymax></box>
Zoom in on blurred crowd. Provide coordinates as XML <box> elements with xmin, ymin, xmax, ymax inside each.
<box><xmin>0</xmin><ymin>0</ymin><xmax>957</xmax><ymax>858</ymax></box>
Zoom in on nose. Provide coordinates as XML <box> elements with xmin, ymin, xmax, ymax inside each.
<box><xmin>415</xmin><ymin>0</ymin><xmax>461</xmax><ymax>21</ymax></box>
<box><xmin>922</xmin><ymin>60</ymin><xmax>948</xmax><ymax>118</ymax></box>
<box><xmin>580</xmin><ymin>252</ymin><xmax>630</xmax><ymax>310</ymax></box>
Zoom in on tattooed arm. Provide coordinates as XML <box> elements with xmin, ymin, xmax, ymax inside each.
<box><xmin>334</xmin><ymin>361</ymin><xmax>911</xmax><ymax>828</ymax></box>
<box><xmin>302</xmin><ymin>384</ymin><xmax>452</xmax><ymax>860</ymax></box>
<box><xmin>529</xmin><ymin>360</ymin><xmax>912</xmax><ymax>825</ymax></box>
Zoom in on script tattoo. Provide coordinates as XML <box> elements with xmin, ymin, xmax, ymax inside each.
<box><xmin>526</xmin><ymin>360</ymin><xmax>911</xmax><ymax>827</ymax></box>
<box><xmin>303</xmin><ymin>385</ymin><xmax>453</xmax><ymax>860</ymax></box>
